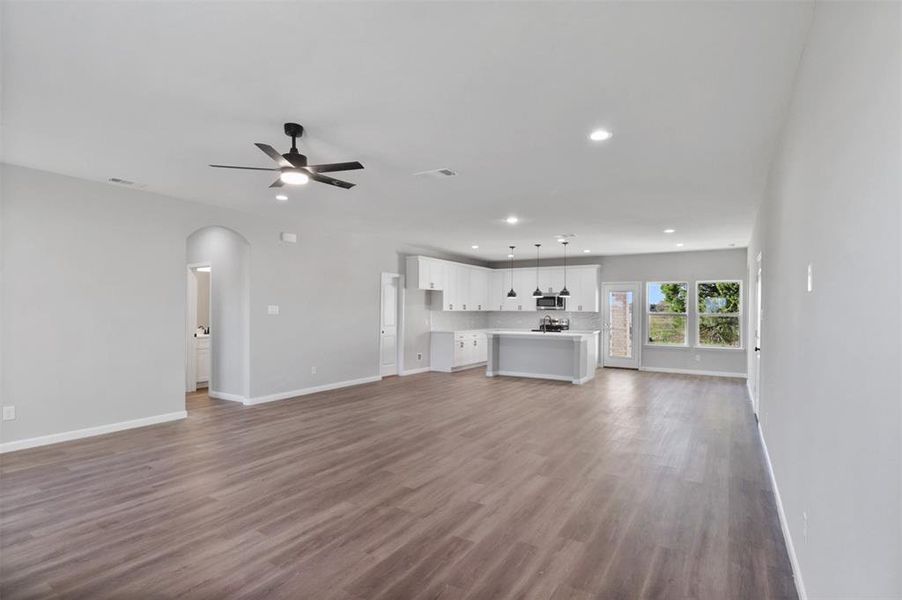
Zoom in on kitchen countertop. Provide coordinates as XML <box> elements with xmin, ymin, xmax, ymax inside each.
<box><xmin>431</xmin><ymin>328</ymin><xmax>599</xmax><ymax>339</ymax></box>
<box><xmin>487</xmin><ymin>329</ymin><xmax>600</xmax><ymax>339</ymax></box>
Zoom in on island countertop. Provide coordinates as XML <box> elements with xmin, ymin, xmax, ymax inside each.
<box><xmin>486</xmin><ymin>329</ymin><xmax>600</xmax><ymax>340</ymax></box>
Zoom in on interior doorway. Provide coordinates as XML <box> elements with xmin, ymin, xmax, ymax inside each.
<box><xmin>601</xmin><ymin>282</ymin><xmax>641</xmax><ymax>369</ymax></box>
<box><xmin>186</xmin><ymin>264</ymin><xmax>212</xmax><ymax>394</ymax></box>
<box><xmin>380</xmin><ymin>273</ymin><xmax>400</xmax><ymax>377</ymax></box>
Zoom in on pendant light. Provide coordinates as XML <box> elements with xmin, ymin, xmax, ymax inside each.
<box><xmin>559</xmin><ymin>240</ymin><xmax>571</xmax><ymax>297</ymax></box>
<box><xmin>506</xmin><ymin>246</ymin><xmax>517</xmax><ymax>298</ymax></box>
<box><xmin>532</xmin><ymin>243</ymin><xmax>543</xmax><ymax>298</ymax></box>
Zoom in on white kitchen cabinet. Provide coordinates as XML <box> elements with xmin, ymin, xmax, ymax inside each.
<box><xmin>567</xmin><ymin>266</ymin><xmax>600</xmax><ymax>312</ymax></box>
<box><xmin>406</xmin><ymin>255</ymin><xmax>597</xmax><ymax>312</ymax></box>
<box><xmin>539</xmin><ymin>267</ymin><xmax>565</xmax><ymax>296</ymax></box>
<box><xmin>509</xmin><ymin>269</ymin><xmax>537</xmax><ymax>312</ymax></box>
<box><xmin>430</xmin><ymin>330</ymin><xmax>488</xmax><ymax>372</ymax></box>
<box><xmin>491</xmin><ymin>270</ymin><xmax>509</xmax><ymax>311</ymax></box>
<box><xmin>406</xmin><ymin>256</ymin><xmax>445</xmax><ymax>291</ymax></box>
<box><xmin>469</xmin><ymin>268</ymin><xmax>490</xmax><ymax>311</ymax></box>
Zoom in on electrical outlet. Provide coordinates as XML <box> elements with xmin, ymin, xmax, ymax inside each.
<box><xmin>417</xmin><ymin>353</ymin><xmax>422</xmax><ymax>361</ymax></box>
<box><xmin>802</xmin><ymin>511</ymin><xmax>808</xmax><ymax>542</ymax></box>
<box><xmin>694</xmin><ymin>354</ymin><xmax>701</xmax><ymax>362</ymax></box>
<box><xmin>311</xmin><ymin>366</ymin><xmax>317</xmax><ymax>375</ymax></box>
<box><xmin>2</xmin><ymin>406</ymin><xmax>15</xmax><ymax>421</ymax></box>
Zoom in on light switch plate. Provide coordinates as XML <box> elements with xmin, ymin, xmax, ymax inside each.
<box><xmin>267</xmin><ymin>305</ymin><xmax>279</xmax><ymax>315</ymax></box>
<box><xmin>280</xmin><ymin>232</ymin><xmax>297</xmax><ymax>243</ymax></box>
<box><xmin>2</xmin><ymin>406</ymin><xmax>15</xmax><ymax>421</ymax></box>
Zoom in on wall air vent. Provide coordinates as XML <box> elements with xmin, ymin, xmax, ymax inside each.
<box><xmin>414</xmin><ymin>168</ymin><xmax>457</xmax><ymax>179</ymax></box>
<box><xmin>108</xmin><ymin>177</ymin><xmax>135</xmax><ymax>185</ymax></box>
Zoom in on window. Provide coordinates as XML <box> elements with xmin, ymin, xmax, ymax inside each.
<box><xmin>646</xmin><ymin>282</ymin><xmax>688</xmax><ymax>345</ymax></box>
<box><xmin>696</xmin><ymin>281</ymin><xmax>742</xmax><ymax>348</ymax></box>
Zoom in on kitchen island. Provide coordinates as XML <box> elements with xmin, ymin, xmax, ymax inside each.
<box><xmin>485</xmin><ymin>330</ymin><xmax>600</xmax><ymax>384</ymax></box>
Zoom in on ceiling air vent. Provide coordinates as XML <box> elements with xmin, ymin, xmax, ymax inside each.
<box><xmin>414</xmin><ymin>168</ymin><xmax>457</xmax><ymax>179</ymax></box>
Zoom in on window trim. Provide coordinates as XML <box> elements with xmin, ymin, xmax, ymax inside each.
<box><xmin>694</xmin><ymin>279</ymin><xmax>743</xmax><ymax>350</ymax></box>
<box><xmin>645</xmin><ymin>280</ymin><xmax>689</xmax><ymax>347</ymax></box>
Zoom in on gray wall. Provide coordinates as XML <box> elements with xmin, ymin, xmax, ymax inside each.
<box><xmin>747</xmin><ymin>2</ymin><xmax>901</xmax><ymax>597</ymax></box>
<box><xmin>0</xmin><ymin>164</ymin><xmax>436</xmax><ymax>443</ymax></box>
<box><xmin>486</xmin><ymin>248</ymin><xmax>748</xmax><ymax>375</ymax></box>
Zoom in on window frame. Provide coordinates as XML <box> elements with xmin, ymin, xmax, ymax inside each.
<box><xmin>694</xmin><ymin>279</ymin><xmax>744</xmax><ymax>350</ymax></box>
<box><xmin>645</xmin><ymin>280</ymin><xmax>690</xmax><ymax>347</ymax></box>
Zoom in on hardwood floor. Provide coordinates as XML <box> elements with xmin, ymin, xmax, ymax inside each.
<box><xmin>1</xmin><ymin>369</ymin><xmax>796</xmax><ymax>599</ymax></box>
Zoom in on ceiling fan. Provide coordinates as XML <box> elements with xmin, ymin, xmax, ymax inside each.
<box><xmin>209</xmin><ymin>122</ymin><xmax>363</xmax><ymax>189</ymax></box>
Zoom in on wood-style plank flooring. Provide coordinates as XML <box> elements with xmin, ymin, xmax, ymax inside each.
<box><xmin>1</xmin><ymin>369</ymin><xmax>796</xmax><ymax>599</ymax></box>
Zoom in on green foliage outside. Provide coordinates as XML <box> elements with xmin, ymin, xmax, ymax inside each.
<box><xmin>646</xmin><ymin>281</ymin><xmax>741</xmax><ymax>347</ymax></box>
<box><xmin>648</xmin><ymin>283</ymin><xmax>687</xmax><ymax>344</ymax></box>
<box><xmin>697</xmin><ymin>282</ymin><xmax>741</xmax><ymax>347</ymax></box>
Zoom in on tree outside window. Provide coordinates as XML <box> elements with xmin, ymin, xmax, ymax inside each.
<box><xmin>647</xmin><ymin>282</ymin><xmax>688</xmax><ymax>345</ymax></box>
<box><xmin>696</xmin><ymin>281</ymin><xmax>742</xmax><ymax>348</ymax></box>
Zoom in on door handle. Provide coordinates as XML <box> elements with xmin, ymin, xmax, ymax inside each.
<box><xmin>754</xmin><ymin>347</ymin><xmax>761</xmax><ymax>352</ymax></box>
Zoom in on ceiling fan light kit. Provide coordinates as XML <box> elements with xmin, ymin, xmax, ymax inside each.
<box><xmin>210</xmin><ymin>122</ymin><xmax>364</xmax><ymax>190</ymax></box>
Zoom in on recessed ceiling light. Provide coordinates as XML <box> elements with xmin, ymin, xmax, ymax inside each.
<box><xmin>471</xmin><ymin>245</ymin><xmax>479</xmax><ymax>250</ymax></box>
<box><xmin>275</xmin><ymin>194</ymin><xmax>288</xmax><ymax>201</ymax></box>
<box><xmin>280</xmin><ymin>170</ymin><xmax>309</xmax><ymax>185</ymax></box>
<box><xmin>676</xmin><ymin>243</ymin><xmax>685</xmax><ymax>247</ymax></box>
<box><xmin>583</xmin><ymin>249</ymin><xmax>591</xmax><ymax>253</ymax></box>
<box><xmin>589</xmin><ymin>129</ymin><xmax>612</xmax><ymax>142</ymax></box>
<box><xmin>505</xmin><ymin>216</ymin><xmax>519</xmax><ymax>224</ymax></box>
<box><xmin>663</xmin><ymin>228</ymin><xmax>676</xmax><ymax>234</ymax></box>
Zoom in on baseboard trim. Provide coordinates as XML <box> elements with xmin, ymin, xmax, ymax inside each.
<box><xmin>487</xmin><ymin>370</ymin><xmax>574</xmax><ymax>383</ymax></box>
<box><xmin>0</xmin><ymin>411</ymin><xmax>188</xmax><ymax>454</ymax></box>
<box><xmin>208</xmin><ymin>390</ymin><xmax>246</xmax><ymax>403</ymax></box>
<box><xmin>244</xmin><ymin>375</ymin><xmax>382</xmax><ymax>406</ymax></box>
<box><xmin>756</xmin><ymin>419</ymin><xmax>807</xmax><ymax>600</ymax></box>
<box><xmin>400</xmin><ymin>367</ymin><xmax>430</xmax><ymax>376</ymax></box>
<box><xmin>639</xmin><ymin>366</ymin><xmax>747</xmax><ymax>378</ymax></box>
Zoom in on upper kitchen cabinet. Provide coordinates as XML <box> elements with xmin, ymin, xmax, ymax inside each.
<box><xmin>469</xmin><ymin>268</ymin><xmax>490</xmax><ymax>312</ymax></box>
<box><xmin>406</xmin><ymin>256</ymin><xmax>598</xmax><ymax>312</ymax></box>
<box><xmin>537</xmin><ymin>267</ymin><xmax>565</xmax><ymax>296</ymax></box>
<box><xmin>407</xmin><ymin>256</ymin><xmax>446</xmax><ymax>291</ymax></box>
<box><xmin>565</xmin><ymin>266</ymin><xmax>600</xmax><ymax>312</ymax></box>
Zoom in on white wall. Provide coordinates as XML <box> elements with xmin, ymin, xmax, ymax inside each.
<box><xmin>747</xmin><ymin>2</ymin><xmax>901</xmax><ymax>597</ymax></box>
<box><xmin>187</xmin><ymin>227</ymin><xmax>250</xmax><ymax>399</ymax></box>
<box><xmin>0</xmin><ymin>164</ymin><xmax>440</xmax><ymax>445</ymax></box>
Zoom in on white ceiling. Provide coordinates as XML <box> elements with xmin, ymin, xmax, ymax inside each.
<box><xmin>1</xmin><ymin>1</ymin><xmax>813</xmax><ymax>260</ymax></box>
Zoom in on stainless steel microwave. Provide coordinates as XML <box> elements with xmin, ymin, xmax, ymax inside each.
<box><xmin>536</xmin><ymin>295</ymin><xmax>566</xmax><ymax>310</ymax></box>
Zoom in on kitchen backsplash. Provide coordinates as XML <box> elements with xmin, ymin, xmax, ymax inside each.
<box><xmin>430</xmin><ymin>311</ymin><xmax>490</xmax><ymax>331</ymax></box>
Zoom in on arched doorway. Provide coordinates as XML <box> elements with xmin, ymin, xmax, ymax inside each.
<box><xmin>185</xmin><ymin>226</ymin><xmax>250</xmax><ymax>407</ymax></box>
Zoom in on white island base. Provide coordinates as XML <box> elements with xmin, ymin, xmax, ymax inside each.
<box><xmin>485</xmin><ymin>330</ymin><xmax>600</xmax><ymax>384</ymax></box>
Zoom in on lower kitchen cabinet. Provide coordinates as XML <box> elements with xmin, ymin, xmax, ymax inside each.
<box><xmin>430</xmin><ymin>331</ymin><xmax>488</xmax><ymax>372</ymax></box>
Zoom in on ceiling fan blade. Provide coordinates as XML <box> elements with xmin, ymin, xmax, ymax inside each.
<box><xmin>269</xmin><ymin>178</ymin><xmax>285</xmax><ymax>188</ymax></box>
<box><xmin>255</xmin><ymin>143</ymin><xmax>293</xmax><ymax>168</ymax></box>
<box><xmin>310</xmin><ymin>173</ymin><xmax>355</xmax><ymax>189</ymax></box>
<box><xmin>209</xmin><ymin>164</ymin><xmax>279</xmax><ymax>171</ymax></box>
<box><xmin>306</xmin><ymin>161</ymin><xmax>364</xmax><ymax>173</ymax></box>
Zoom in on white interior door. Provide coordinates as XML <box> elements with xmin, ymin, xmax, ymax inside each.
<box><xmin>752</xmin><ymin>254</ymin><xmax>763</xmax><ymax>415</ymax></box>
<box><xmin>601</xmin><ymin>282</ymin><xmax>640</xmax><ymax>369</ymax></box>
<box><xmin>380</xmin><ymin>274</ymin><xmax>399</xmax><ymax>376</ymax></box>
